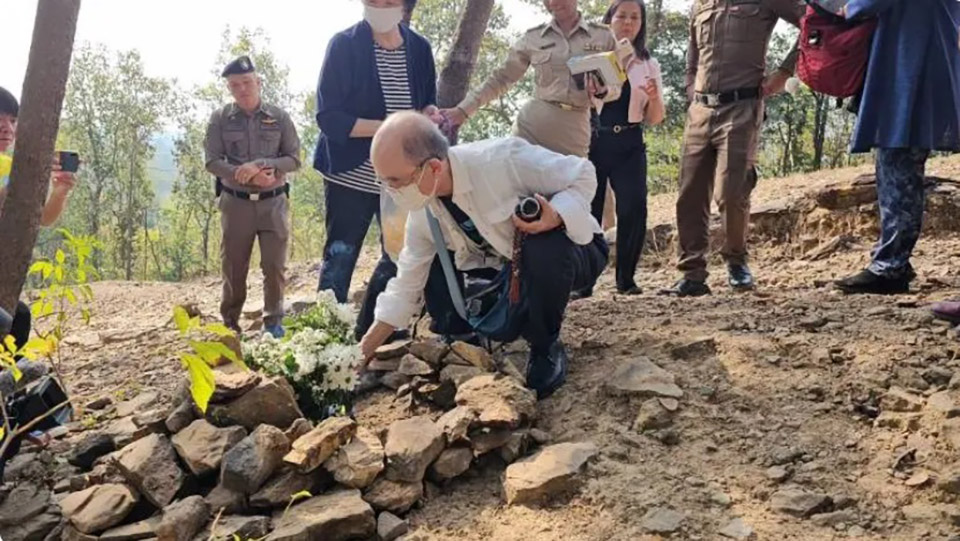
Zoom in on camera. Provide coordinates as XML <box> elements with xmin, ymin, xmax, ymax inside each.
<box><xmin>515</xmin><ymin>196</ymin><xmax>542</xmax><ymax>223</ymax></box>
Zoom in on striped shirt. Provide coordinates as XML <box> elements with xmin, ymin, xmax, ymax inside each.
<box><xmin>326</xmin><ymin>43</ymin><xmax>413</xmax><ymax>194</ymax></box>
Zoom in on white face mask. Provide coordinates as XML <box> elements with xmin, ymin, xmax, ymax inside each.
<box><xmin>385</xmin><ymin>165</ymin><xmax>436</xmax><ymax>212</ymax></box>
<box><xmin>364</xmin><ymin>4</ymin><xmax>404</xmax><ymax>33</ymax></box>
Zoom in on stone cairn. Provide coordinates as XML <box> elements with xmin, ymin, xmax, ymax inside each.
<box><xmin>2</xmin><ymin>339</ymin><xmax>599</xmax><ymax>541</ymax></box>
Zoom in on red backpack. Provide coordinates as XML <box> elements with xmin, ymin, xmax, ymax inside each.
<box><xmin>796</xmin><ymin>0</ymin><xmax>878</xmax><ymax>98</ymax></box>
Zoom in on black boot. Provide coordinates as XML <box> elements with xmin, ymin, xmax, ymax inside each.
<box><xmin>526</xmin><ymin>341</ymin><xmax>568</xmax><ymax>400</ymax></box>
<box><xmin>835</xmin><ymin>268</ymin><xmax>911</xmax><ymax>295</ymax></box>
<box><xmin>727</xmin><ymin>263</ymin><xmax>755</xmax><ymax>291</ymax></box>
<box><xmin>659</xmin><ymin>279</ymin><xmax>711</xmax><ymax>297</ymax></box>
<box><xmin>570</xmin><ymin>287</ymin><xmax>593</xmax><ymax>301</ymax></box>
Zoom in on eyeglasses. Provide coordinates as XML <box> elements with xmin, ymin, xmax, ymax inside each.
<box><xmin>378</xmin><ymin>156</ymin><xmax>436</xmax><ymax>187</ymax></box>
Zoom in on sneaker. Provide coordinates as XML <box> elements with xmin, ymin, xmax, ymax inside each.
<box><xmin>727</xmin><ymin>263</ymin><xmax>755</xmax><ymax>291</ymax></box>
<box><xmin>659</xmin><ymin>279</ymin><xmax>712</xmax><ymax>297</ymax></box>
<box><xmin>265</xmin><ymin>325</ymin><xmax>286</xmax><ymax>339</ymax></box>
<box><xmin>526</xmin><ymin>341</ymin><xmax>568</xmax><ymax>400</ymax></box>
<box><xmin>835</xmin><ymin>269</ymin><xmax>910</xmax><ymax>295</ymax></box>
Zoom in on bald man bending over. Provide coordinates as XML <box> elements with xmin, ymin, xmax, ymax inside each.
<box><xmin>359</xmin><ymin>112</ymin><xmax>607</xmax><ymax>399</ymax></box>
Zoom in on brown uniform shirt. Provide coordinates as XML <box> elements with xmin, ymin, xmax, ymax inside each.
<box><xmin>686</xmin><ymin>0</ymin><xmax>805</xmax><ymax>97</ymax></box>
<box><xmin>204</xmin><ymin>102</ymin><xmax>301</xmax><ymax>192</ymax></box>
<box><xmin>458</xmin><ymin>17</ymin><xmax>618</xmax><ymax>116</ymax></box>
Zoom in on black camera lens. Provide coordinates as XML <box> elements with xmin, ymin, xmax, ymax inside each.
<box><xmin>516</xmin><ymin>197</ymin><xmax>541</xmax><ymax>222</ymax></box>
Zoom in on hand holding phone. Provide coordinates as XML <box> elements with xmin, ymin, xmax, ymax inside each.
<box><xmin>57</xmin><ymin>151</ymin><xmax>80</xmax><ymax>173</ymax></box>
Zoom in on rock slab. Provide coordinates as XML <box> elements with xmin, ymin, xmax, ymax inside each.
<box><xmin>221</xmin><ymin>424</ymin><xmax>291</xmax><ymax>494</ymax></box>
<box><xmin>770</xmin><ymin>487</ymin><xmax>832</xmax><ymax>518</ymax></box>
<box><xmin>323</xmin><ymin>427</ymin><xmax>385</xmax><ymax>489</ymax></box>
<box><xmin>113</xmin><ymin>433</ymin><xmax>185</xmax><ymax>508</ymax></box>
<box><xmin>455</xmin><ymin>374</ymin><xmax>537</xmax><ymax>429</ymax></box>
<box><xmin>285</xmin><ymin>416</ymin><xmax>357</xmax><ymax>474</ymax></box>
<box><xmin>171</xmin><ymin>419</ymin><xmax>246</xmax><ymax>476</ymax></box>
<box><xmin>207</xmin><ymin>376</ymin><xmax>303</xmax><ymax>431</ymax></box>
<box><xmin>605</xmin><ymin>358</ymin><xmax>683</xmax><ymax>399</ymax></box>
<box><xmin>68</xmin><ymin>434</ymin><xmax>117</xmax><ymax>470</ymax></box>
<box><xmin>384</xmin><ymin>416</ymin><xmax>445</xmax><ymax>483</ymax></box>
<box><xmin>377</xmin><ymin>512</ymin><xmax>409</xmax><ymax>541</ymax></box>
<box><xmin>267</xmin><ymin>489</ymin><xmax>375</xmax><ymax>541</ymax></box>
<box><xmin>363</xmin><ymin>478</ymin><xmax>424</xmax><ymax>514</ymax></box>
<box><xmin>642</xmin><ymin>507</ymin><xmax>685</xmax><ymax>534</ymax></box>
<box><xmin>503</xmin><ymin>442</ymin><xmax>598</xmax><ymax>505</ymax></box>
<box><xmin>156</xmin><ymin>496</ymin><xmax>209</xmax><ymax>541</ymax></box>
<box><xmin>60</xmin><ymin>484</ymin><xmax>138</xmax><ymax>535</ymax></box>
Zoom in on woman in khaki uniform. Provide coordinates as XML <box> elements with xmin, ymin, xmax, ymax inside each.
<box><xmin>441</xmin><ymin>0</ymin><xmax>618</xmax><ymax>159</ymax></box>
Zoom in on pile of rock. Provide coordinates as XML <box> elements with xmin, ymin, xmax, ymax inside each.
<box><xmin>2</xmin><ymin>339</ymin><xmax>598</xmax><ymax>541</ymax></box>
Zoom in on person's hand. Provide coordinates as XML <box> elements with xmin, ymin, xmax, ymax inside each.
<box><xmin>586</xmin><ymin>74</ymin><xmax>608</xmax><ymax>99</ymax></box>
<box><xmin>422</xmin><ymin>105</ymin><xmax>444</xmax><ymax>126</ymax></box>
<box><xmin>762</xmin><ymin>70</ymin><xmax>791</xmax><ymax>97</ymax></box>
<box><xmin>440</xmin><ymin>107</ymin><xmax>467</xmax><ymax>127</ymax></box>
<box><xmin>235</xmin><ymin>162</ymin><xmax>262</xmax><ymax>185</ymax></box>
<box><xmin>49</xmin><ymin>157</ymin><xmax>76</xmax><ymax>193</ymax></box>
<box><xmin>360</xmin><ymin>321</ymin><xmax>397</xmax><ymax>365</ymax></box>
<box><xmin>512</xmin><ymin>194</ymin><xmax>564</xmax><ymax>235</ymax></box>
<box><xmin>643</xmin><ymin>79</ymin><xmax>661</xmax><ymax>102</ymax></box>
<box><xmin>250</xmin><ymin>168</ymin><xmax>276</xmax><ymax>188</ymax></box>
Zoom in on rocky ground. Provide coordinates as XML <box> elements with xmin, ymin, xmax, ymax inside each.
<box><xmin>7</xmin><ymin>156</ymin><xmax>960</xmax><ymax>540</ymax></box>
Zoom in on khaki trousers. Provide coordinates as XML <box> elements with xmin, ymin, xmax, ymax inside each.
<box><xmin>219</xmin><ymin>193</ymin><xmax>289</xmax><ymax>328</ymax></box>
<box><xmin>514</xmin><ymin>99</ymin><xmax>591</xmax><ymax>158</ymax></box>
<box><xmin>676</xmin><ymin>99</ymin><xmax>762</xmax><ymax>281</ymax></box>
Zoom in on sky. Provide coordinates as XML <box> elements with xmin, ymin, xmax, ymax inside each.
<box><xmin>4</xmin><ymin>0</ymin><xmax>547</xmax><ymax>99</ymax></box>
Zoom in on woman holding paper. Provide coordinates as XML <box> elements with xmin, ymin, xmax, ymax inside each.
<box><xmin>440</xmin><ymin>0</ymin><xmax>619</xmax><ymax>158</ymax></box>
<box><xmin>583</xmin><ymin>0</ymin><xmax>664</xmax><ymax>296</ymax></box>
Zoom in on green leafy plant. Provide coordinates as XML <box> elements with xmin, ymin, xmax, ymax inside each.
<box><xmin>28</xmin><ymin>229</ymin><xmax>100</xmax><ymax>384</ymax></box>
<box><xmin>173</xmin><ymin>306</ymin><xmax>247</xmax><ymax>414</ymax></box>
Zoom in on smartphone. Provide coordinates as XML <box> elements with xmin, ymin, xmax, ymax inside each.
<box><xmin>58</xmin><ymin>151</ymin><xmax>80</xmax><ymax>173</ymax></box>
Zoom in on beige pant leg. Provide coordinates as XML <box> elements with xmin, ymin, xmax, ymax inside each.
<box><xmin>219</xmin><ymin>195</ymin><xmax>257</xmax><ymax>328</ymax></box>
<box><xmin>257</xmin><ymin>195</ymin><xmax>290</xmax><ymax>328</ymax></box>
<box><xmin>513</xmin><ymin>99</ymin><xmax>591</xmax><ymax>158</ymax></box>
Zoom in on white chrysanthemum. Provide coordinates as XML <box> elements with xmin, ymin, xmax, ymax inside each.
<box><xmin>317</xmin><ymin>343</ymin><xmax>361</xmax><ymax>392</ymax></box>
<box><xmin>316</xmin><ymin>289</ymin><xmax>357</xmax><ymax>327</ymax></box>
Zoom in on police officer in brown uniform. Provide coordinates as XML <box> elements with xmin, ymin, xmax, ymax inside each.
<box><xmin>662</xmin><ymin>0</ymin><xmax>803</xmax><ymax>297</ymax></box>
<box><xmin>441</xmin><ymin>0</ymin><xmax>618</xmax><ymax>159</ymax></box>
<box><xmin>205</xmin><ymin>56</ymin><xmax>301</xmax><ymax>337</ymax></box>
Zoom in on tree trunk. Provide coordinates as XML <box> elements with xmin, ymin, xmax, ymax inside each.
<box><xmin>436</xmin><ymin>0</ymin><xmax>496</xmax><ymax>109</ymax></box>
<box><xmin>812</xmin><ymin>93</ymin><xmax>828</xmax><ymax>170</ymax></box>
<box><xmin>0</xmin><ymin>0</ymin><xmax>81</xmax><ymax>313</ymax></box>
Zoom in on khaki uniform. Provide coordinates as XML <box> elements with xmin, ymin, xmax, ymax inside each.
<box><xmin>458</xmin><ymin>17</ymin><xmax>617</xmax><ymax>158</ymax></box>
<box><xmin>677</xmin><ymin>0</ymin><xmax>803</xmax><ymax>281</ymax></box>
<box><xmin>205</xmin><ymin>102</ymin><xmax>301</xmax><ymax>329</ymax></box>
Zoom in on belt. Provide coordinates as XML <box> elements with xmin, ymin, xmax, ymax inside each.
<box><xmin>693</xmin><ymin>87</ymin><xmax>761</xmax><ymax>107</ymax></box>
<box><xmin>597</xmin><ymin>123</ymin><xmax>642</xmax><ymax>134</ymax></box>
<box><xmin>544</xmin><ymin>100</ymin><xmax>588</xmax><ymax>112</ymax></box>
<box><xmin>219</xmin><ymin>183</ymin><xmax>289</xmax><ymax>201</ymax></box>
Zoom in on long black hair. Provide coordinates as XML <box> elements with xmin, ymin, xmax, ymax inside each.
<box><xmin>603</xmin><ymin>0</ymin><xmax>650</xmax><ymax>61</ymax></box>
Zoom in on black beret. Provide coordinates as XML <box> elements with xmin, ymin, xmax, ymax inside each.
<box><xmin>0</xmin><ymin>87</ymin><xmax>18</xmax><ymax>118</ymax></box>
<box><xmin>221</xmin><ymin>55</ymin><xmax>256</xmax><ymax>78</ymax></box>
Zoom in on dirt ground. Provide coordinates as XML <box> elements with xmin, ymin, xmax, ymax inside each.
<box><xmin>40</xmin><ymin>156</ymin><xmax>960</xmax><ymax>540</ymax></box>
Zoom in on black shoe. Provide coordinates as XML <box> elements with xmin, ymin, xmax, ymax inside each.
<box><xmin>570</xmin><ymin>287</ymin><xmax>593</xmax><ymax>301</ymax></box>
<box><xmin>659</xmin><ymin>279</ymin><xmax>712</xmax><ymax>297</ymax></box>
<box><xmin>727</xmin><ymin>263</ymin><xmax>755</xmax><ymax>291</ymax></box>
<box><xmin>835</xmin><ymin>268</ymin><xmax>911</xmax><ymax>295</ymax></box>
<box><xmin>526</xmin><ymin>341</ymin><xmax>568</xmax><ymax>400</ymax></box>
<box><xmin>442</xmin><ymin>332</ymin><xmax>483</xmax><ymax>347</ymax></box>
<box><xmin>617</xmin><ymin>283</ymin><xmax>643</xmax><ymax>296</ymax></box>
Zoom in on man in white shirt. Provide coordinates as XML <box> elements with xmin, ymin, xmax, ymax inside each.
<box><xmin>360</xmin><ymin>112</ymin><xmax>608</xmax><ymax>399</ymax></box>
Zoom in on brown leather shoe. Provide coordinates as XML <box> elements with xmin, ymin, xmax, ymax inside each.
<box><xmin>931</xmin><ymin>300</ymin><xmax>960</xmax><ymax>324</ymax></box>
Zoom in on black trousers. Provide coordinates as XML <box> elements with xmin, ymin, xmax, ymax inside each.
<box><xmin>423</xmin><ymin>230</ymin><xmax>608</xmax><ymax>354</ymax></box>
<box><xmin>589</xmin><ymin>127</ymin><xmax>648</xmax><ymax>289</ymax></box>
<box><xmin>315</xmin><ymin>181</ymin><xmax>396</xmax><ymax>340</ymax></box>
<box><xmin>11</xmin><ymin>301</ymin><xmax>30</xmax><ymax>350</ymax></box>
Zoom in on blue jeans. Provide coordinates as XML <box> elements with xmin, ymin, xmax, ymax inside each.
<box><xmin>317</xmin><ymin>181</ymin><xmax>396</xmax><ymax>339</ymax></box>
<box><xmin>869</xmin><ymin>148</ymin><xmax>930</xmax><ymax>278</ymax></box>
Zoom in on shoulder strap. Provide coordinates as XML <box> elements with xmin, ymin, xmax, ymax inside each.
<box><xmin>425</xmin><ymin>209</ymin><xmax>470</xmax><ymax>322</ymax></box>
